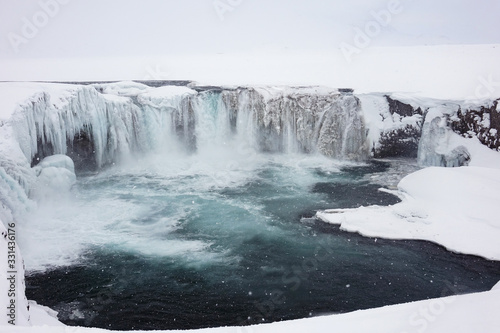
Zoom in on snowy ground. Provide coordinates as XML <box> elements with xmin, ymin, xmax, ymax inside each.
<box><xmin>1</xmin><ymin>44</ymin><xmax>500</xmax><ymax>331</ymax></box>
<box><xmin>2</xmin><ymin>44</ymin><xmax>500</xmax><ymax>100</ymax></box>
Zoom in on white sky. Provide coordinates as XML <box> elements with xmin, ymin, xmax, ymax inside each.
<box><xmin>1</xmin><ymin>0</ymin><xmax>500</xmax><ymax>59</ymax></box>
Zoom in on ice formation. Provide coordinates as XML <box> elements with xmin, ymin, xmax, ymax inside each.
<box><xmin>31</xmin><ymin>155</ymin><xmax>76</xmax><ymax>202</ymax></box>
<box><xmin>1</xmin><ymin>81</ymin><xmax>500</xmax><ymax>328</ymax></box>
<box><xmin>3</xmin><ymin>84</ymin><xmax>370</xmax><ymax>176</ymax></box>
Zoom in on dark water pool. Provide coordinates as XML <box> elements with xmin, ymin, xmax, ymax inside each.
<box><xmin>24</xmin><ymin>158</ymin><xmax>500</xmax><ymax>330</ymax></box>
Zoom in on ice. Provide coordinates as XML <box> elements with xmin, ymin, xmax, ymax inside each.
<box><xmin>418</xmin><ymin>109</ymin><xmax>460</xmax><ymax>166</ymax></box>
<box><xmin>3</xmin><ymin>81</ymin><xmax>492</xmax><ymax>174</ymax></box>
<box><xmin>36</xmin><ymin>154</ymin><xmax>75</xmax><ymax>173</ymax></box>
<box><xmin>1</xmin><ymin>78</ymin><xmax>500</xmax><ymax>331</ymax></box>
<box><xmin>93</xmin><ymin>81</ymin><xmax>150</xmax><ymax>96</ymax></box>
<box><xmin>31</xmin><ymin>155</ymin><xmax>76</xmax><ymax>202</ymax></box>
<box><xmin>418</xmin><ymin>105</ymin><xmax>500</xmax><ymax>168</ymax></box>
<box><xmin>3</xmin><ymin>83</ymin><xmax>371</xmax><ymax>174</ymax></box>
<box><xmin>223</xmin><ymin>87</ymin><xmax>369</xmax><ymax>159</ymax></box>
<box><xmin>0</xmin><ymin>163</ymin><xmax>35</xmax><ymax>224</ymax></box>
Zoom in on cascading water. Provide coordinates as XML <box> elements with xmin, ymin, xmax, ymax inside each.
<box><xmin>10</xmin><ymin>84</ymin><xmax>369</xmax><ymax>172</ymax></box>
<box><xmin>1</xmin><ymin>82</ymin><xmax>500</xmax><ymax>330</ymax></box>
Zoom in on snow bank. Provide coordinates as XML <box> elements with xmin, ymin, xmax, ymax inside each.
<box><xmin>317</xmin><ymin>166</ymin><xmax>500</xmax><ymax>260</ymax></box>
<box><xmin>93</xmin><ymin>81</ymin><xmax>150</xmax><ymax>97</ymax></box>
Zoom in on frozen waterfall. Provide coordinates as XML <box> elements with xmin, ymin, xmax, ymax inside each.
<box><xmin>9</xmin><ymin>83</ymin><xmax>370</xmax><ymax>173</ymax></box>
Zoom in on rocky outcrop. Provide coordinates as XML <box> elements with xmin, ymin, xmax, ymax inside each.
<box><xmin>451</xmin><ymin>100</ymin><xmax>500</xmax><ymax>151</ymax></box>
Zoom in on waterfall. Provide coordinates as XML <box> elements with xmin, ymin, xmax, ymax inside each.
<box><xmin>7</xmin><ymin>83</ymin><xmax>369</xmax><ymax>174</ymax></box>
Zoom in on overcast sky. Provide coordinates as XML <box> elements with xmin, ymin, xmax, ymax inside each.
<box><xmin>1</xmin><ymin>0</ymin><xmax>499</xmax><ymax>59</ymax></box>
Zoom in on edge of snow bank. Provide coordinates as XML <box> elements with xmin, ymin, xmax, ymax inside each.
<box><xmin>317</xmin><ymin>166</ymin><xmax>500</xmax><ymax>260</ymax></box>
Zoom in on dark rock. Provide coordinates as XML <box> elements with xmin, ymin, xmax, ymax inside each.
<box><xmin>66</xmin><ymin>129</ymin><xmax>98</xmax><ymax>172</ymax></box>
<box><xmin>451</xmin><ymin>100</ymin><xmax>500</xmax><ymax>151</ymax></box>
<box><xmin>373</xmin><ymin>124</ymin><xmax>421</xmax><ymax>158</ymax></box>
<box><xmin>385</xmin><ymin>95</ymin><xmax>423</xmax><ymax>117</ymax></box>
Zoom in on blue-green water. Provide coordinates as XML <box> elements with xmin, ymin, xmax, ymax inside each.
<box><xmin>24</xmin><ymin>156</ymin><xmax>500</xmax><ymax>330</ymax></box>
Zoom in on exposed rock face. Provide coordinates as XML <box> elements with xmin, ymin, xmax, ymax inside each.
<box><xmin>451</xmin><ymin>100</ymin><xmax>500</xmax><ymax>151</ymax></box>
<box><xmin>375</xmin><ymin>123</ymin><xmax>422</xmax><ymax>158</ymax></box>
<box><xmin>374</xmin><ymin>97</ymin><xmax>423</xmax><ymax>158</ymax></box>
<box><xmin>385</xmin><ymin>95</ymin><xmax>422</xmax><ymax>118</ymax></box>
<box><xmin>361</xmin><ymin>94</ymin><xmax>423</xmax><ymax>159</ymax></box>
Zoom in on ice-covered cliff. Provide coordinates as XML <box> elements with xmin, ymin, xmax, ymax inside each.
<box><xmin>1</xmin><ymin>82</ymin><xmax>499</xmax><ymax>208</ymax></box>
<box><xmin>4</xmin><ymin>82</ymin><xmax>371</xmax><ymax>175</ymax></box>
<box><xmin>1</xmin><ymin>81</ymin><xmax>499</xmax><ymax>212</ymax></box>
<box><xmin>1</xmin><ymin>81</ymin><xmax>500</xmax><ymax>326</ymax></box>
<box><xmin>359</xmin><ymin>92</ymin><xmax>500</xmax><ymax>167</ymax></box>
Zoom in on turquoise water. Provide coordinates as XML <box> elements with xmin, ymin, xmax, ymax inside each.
<box><xmin>24</xmin><ymin>156</ymin><xmax>500</xmax><ymax>330</ymax></box>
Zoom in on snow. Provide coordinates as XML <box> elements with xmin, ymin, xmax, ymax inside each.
<box><xmin>26</xmin><ymin>301</ymin><xmax>64</xmax><ymax>327</ymax></box>
<box><xmin>0</xmin><ymin>218</ymin><xmax>30</xmax><ymax>326</ymax></box>
<box><xmin>418</xmin><ymin>104</ymin><xmax>500</xmax><ymax>168</ymax></box>
<box><xmin>318</xmin><ymin>166</ymin><xmax>500</xmax><ymax>260</ymax></box>
<box><xmin>93</xmin><ymin>81</ymin><xmax>150</xmax><ymax>97</ymax></box>
<box><xmin>0</xmin><ymin>44</ymin><xmax>500</xmax><ymax>331</ymax></box>
<box><xmin>36</xmin><ymin>154</ymin><xmax>75</xmax><ymax>173</ymax></box>
<box><xmin>358</xmin><ymin>93</ymin><xmax>423</xmax><ymax>153</ymax></box>
<box><xmin>0</xmin><ymin>82</ymin><xmax>82</xmax><ymax>121</ymax></box>
<box><xmin>137</xmin><ymin>85</ymin><xmax>197</xmax><ymax>109</ymax></box>
<box><xmin>1</xmin><ymin>44</ymin><xmax>500</xmax><ymax>100</ymax></box>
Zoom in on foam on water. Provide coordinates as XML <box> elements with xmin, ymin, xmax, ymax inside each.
<box><xmin>18</xmin><ymin>150</ymin><xmax>348</xmax><ymax>272</ymax></box>
<box><xmin>22</xmin><ymin>155</ymin><xmax>500</xmax><ymax>330</ymax></box>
